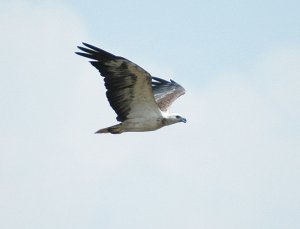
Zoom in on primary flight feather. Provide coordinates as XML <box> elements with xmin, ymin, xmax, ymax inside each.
<box><xmin>76</xmin><ymin>42</ymin><xmax>186</xmax><ymax>134</ymax></box>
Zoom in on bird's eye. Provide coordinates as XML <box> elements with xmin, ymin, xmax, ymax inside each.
<box><xmin>175</xmin><ymin>115</ymin><xmax>180</xmax><ymax>119</ymax></box>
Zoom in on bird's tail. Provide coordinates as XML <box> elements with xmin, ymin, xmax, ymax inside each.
<box><xmin>95</xmin><ymin>124</ymin><xmax>124</xmax><ymax>134</ymax></box>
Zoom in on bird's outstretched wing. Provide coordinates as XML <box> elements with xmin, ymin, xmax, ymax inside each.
<box><xmin>152</xmin><ymin>77</ymin><xmax>185</xmax><ymax>112</ymax></box>
<box><xmin>76</xmin><ymin>43</ymin><xmax>161</xmax><ymax>122</ymax></box>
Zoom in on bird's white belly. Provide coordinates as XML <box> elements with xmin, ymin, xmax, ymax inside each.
<box><xmin>123</xmin><ymin>118</ymin><xmax>162</xmax><ymax>132</ymax></box>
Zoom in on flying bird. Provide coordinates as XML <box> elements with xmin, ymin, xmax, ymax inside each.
<box><xmin>75</xmin><ymin>43</ymin><xmax>186</xmax><ymax>134</ymax></box>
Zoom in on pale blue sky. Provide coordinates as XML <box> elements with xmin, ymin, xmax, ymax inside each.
<box><xmin>67</xmin><ymin>0</ymin><xmax>300</xmax><ymax>85</ymax></box>
<box><xmin>0</xmin><ymin>1</ymin><xmax>299</xmax><ymax>229</ymax></box>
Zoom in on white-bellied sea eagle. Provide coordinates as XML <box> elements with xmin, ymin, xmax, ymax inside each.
<box><xmin>76</xmin><ymin>43</ymin><xmax>186</xmax><ymax>134</ymax></box>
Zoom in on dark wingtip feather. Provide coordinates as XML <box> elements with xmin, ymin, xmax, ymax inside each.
<box><xmin>76</xmin><ymin>42</ymin><xmax>119</xmax><ymax>61</ymax></box>
<box><xmin>75</xmin><ymin>51</ymin><xmax>96</xmax><ymax>59</ymax></box>
<box><xmin>75</xmin><ymin>51</ymin><xmax>84</xmax><ymax>56</ymax></box>
<box><xmin>152</xmin><ymin>76</ymin><xmax>170</xmax><ymax>84</ymax></box>
<box><xmin>77</xmin><ymin>46</ymin><xmax>90</xmax><ymax>53</ymax></box>
<box><xmin>82</xmin><ymin>42</ymin><xmax>91</xmax><ymax>47</ymax></box>
<box><xmin>80</xmin><ymin>42</ymin><xmax>117</xmax><ymax>58</ymax></box>
<box><xmin>82</xmin><ymin>42</ymin><xmax>98</xmax><ymax>49</ymax></box>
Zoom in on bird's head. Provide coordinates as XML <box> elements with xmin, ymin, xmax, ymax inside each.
<box><xmin>165</xmin><ymin>114</ymin><xmax>187</xmax><ymax>125</ymax></box>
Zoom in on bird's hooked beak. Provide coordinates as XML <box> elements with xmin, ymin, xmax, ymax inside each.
<box><xmin>181</xmin><ymin>117</ymin><xmax>187</xmax><ymax>123</ymax></box>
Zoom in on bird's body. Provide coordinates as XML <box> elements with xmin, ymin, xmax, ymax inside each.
<box><xmin>100</xmin><ymin>117</ymin><xmax>163</xmax><ymax>134</ymax></box>
<box><xmin>76</xmin><ymin>43</ymin><xmax>186</xmax><ymax>134</ymax></box>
